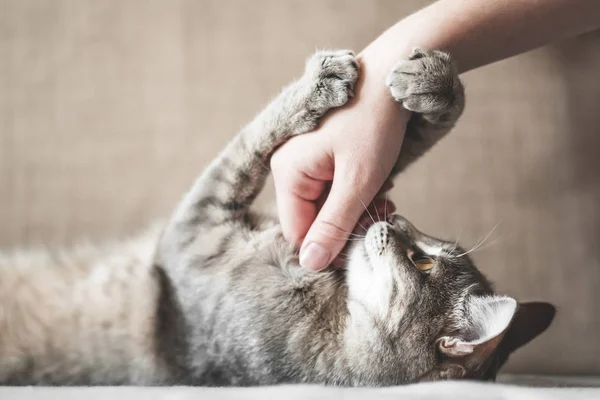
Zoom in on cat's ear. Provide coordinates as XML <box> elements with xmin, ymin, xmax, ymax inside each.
<box><xmin>497</xmin><ymin>301</ymin><xmax>556</xmax><ymax>355</ymax></box>
<box><xmin>486</xmin><ymin>301</ymin><xmax>556</xmax><ymax>374</ymax></box>
<box><xmin>438</xmin><ymin>296</ymin><xmax>517</xmax><ymax>361</ymax></box>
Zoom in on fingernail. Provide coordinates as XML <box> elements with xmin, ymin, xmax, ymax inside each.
<box><xmin>300</xmin><ymin>242</ymin><xmax>331</xmax><ymax>271</ymax></box>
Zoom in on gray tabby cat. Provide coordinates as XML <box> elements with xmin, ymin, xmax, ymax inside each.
<box><xmin>0</xmin><ymin>49</ymin><xmax>554</xmax><ymax>386</ymax></box>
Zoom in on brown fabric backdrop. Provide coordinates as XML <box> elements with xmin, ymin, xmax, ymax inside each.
<box><xmin>1</xmin><ymin>0</ymin><xmax>599</xmax><ymax>375</ymax></box>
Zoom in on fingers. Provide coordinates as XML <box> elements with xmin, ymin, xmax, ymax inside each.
<box><xmin>274</xmin><ymin>171</ymin><xmax>324</xmax><ymax>247</ymax></box>
<box><xmin>271</xmin><ymin>138</ymin><xmax>333</xmax><ymax>248</ymax></box>
<box><xmin>272</xmin><ymin>133</ymin><xmax>399</xmax><ymax>272</ymax></box>
<box><xmin>299</xmin><ymin>168</ymin><xmax>383</xmax><ymax>271</ymax></box>
<box><xmin>275</xmin><ymin>160</ymin><xmax>396</xmax><ymax>269</ymax></box>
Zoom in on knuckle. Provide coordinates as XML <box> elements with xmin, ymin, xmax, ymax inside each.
<box><xmin>292</xmin><ymin>176</ymin><xmax>323</xmax><ymax>201</ymax></box>
<box><xmin>313</xmin><ymin>213</ymin><xmax>356</xmax><ymax>242</ymax></box>
<box><xmin>338</xmin><ymin>162</ymin><xmax>381</xmax><ymax>194</ymax></box>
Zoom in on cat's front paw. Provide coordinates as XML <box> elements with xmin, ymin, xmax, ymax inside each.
<box><xmin>303</xmin><ymin>50</ymin><xmax>359</xmax><ymax>112</ymax></box>
<box><xmin>386</xmin><ymin>48</ymin><xmax>461</xmax><ymax>115</ymax></box>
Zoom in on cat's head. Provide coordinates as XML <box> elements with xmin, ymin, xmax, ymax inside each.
<box><xmin>345</xmin><ymin>214</ymin><xmax>555</xmax><ymax>382</ymax></box>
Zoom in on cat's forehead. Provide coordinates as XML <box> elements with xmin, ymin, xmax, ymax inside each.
<box><xmin>385</xmin><ymin>215</ymin><xmax>465</xmax><ymax>258</ymax></box>
<box><xmin>414</xmin><ymin>240</ymin><xmax>444</xmax><ymax>257</ymax></box>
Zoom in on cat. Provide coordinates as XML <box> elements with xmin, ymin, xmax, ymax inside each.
<box><xmin>0</xmin><ymin>48</ymin><xmax>555</xmax><ymax>386</ymax></box>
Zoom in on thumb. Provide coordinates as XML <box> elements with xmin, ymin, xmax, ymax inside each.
<box><xmin>300</xmin><ymin>172</ymin><xmax>379</xmax><ymax>271</ymax></box>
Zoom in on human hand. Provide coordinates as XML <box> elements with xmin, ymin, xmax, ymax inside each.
<box><xmin>271</xmin><ymin>54</ymin><xmax>412</xmax><ymax>271</ymax></box>
<box><xmin>274</xmin><ymin>0</ymin><xmax>600</xmax><ymax>272</ymax></box>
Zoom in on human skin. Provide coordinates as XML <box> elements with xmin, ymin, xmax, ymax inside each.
<box><xmin>270</xmin><ymin>0</ymin><xmax>600</xmax><ymax>271</ymax></box>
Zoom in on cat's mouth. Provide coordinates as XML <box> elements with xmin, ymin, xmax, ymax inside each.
<box><xmin>333</xmin><ymin>204</ymin><xmax>397</xmax><ymax>269</ymax></box>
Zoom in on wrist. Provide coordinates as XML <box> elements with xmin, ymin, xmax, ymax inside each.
<box><xmin>357</xmin><ymin>46</ymin><xmax>412</xmax><ymax>126</ymax></box>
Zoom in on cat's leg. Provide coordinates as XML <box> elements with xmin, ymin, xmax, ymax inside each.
<box><xmin>386</xmin><ymin>48</ymin><xmax>465</xmax><ymax>174</ymax></box>
<box><xmin>159</xmin><ymin>50</ymin><xmax>359</xmax><ymax>258</ymax></box>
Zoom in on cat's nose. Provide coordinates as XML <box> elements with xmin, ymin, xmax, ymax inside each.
<box><xmin>389</xmin><ymin>214</ymin><xmax>444</xmax><ymax>257</ymax></box>
<box><xmin>388</xmin><ymin>215</ymin><xmax>416</xmax><ymax>236</ymax></box>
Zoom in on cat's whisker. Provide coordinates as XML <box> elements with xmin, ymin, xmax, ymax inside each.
<box><xmin>320</xmin><ymin>235</ymin><xmax>365</xmax><ymax>242</ymax></box>
<box><xmin>469</xmin><ymin>238</ymin><xmax>501</xmax><ymax>254</ymax></box>
<box><xmin>459</xmin><ymin>228</ymin><xmax>493</xmax><ymax>257</ymax></box>
<box><xmin>455</xmin><ymin>238</ymin><xmax>486</xmax><ymax>258</ymax></box>
<box><xmin>326</xmin><ymin>225</ymin><xmax>365</xmax><ymax>239</ymax></box>
<box><xmin>455</xmin><ymin>221</ymin><xmax>502</xmax><ymax>258</ymax></box>
<box><xmin>345</xmin><ymin>232</ymin><xmax>366</xmax><ymax>239</ymax></box>
<box><xmin>356</xmin><ymin>195</ymin><xmax>376</xmax><ymax>225</ymax></box>
<box><xmin>384</xmin><ymin>196</ymin><xmax>388</xmax><ymax>220</ymax></box>
<box><xmin>455</xmin><ymin>233</ymin><xmax>487</xmax><ymax>258</ymax></box>
<box><xmin>339</xmin><ymin>228</ymin><xmax>365</xmax><ymax>237</ymax></box>
<box><xmin>449</xmin><ymin>227</ymin><xmax>463</xmax><ymax>254</ymax></box>
<box><xmin>355</xmin><ymin>219</ymin><xmax>368</xmax><ymax>232</ymax></box>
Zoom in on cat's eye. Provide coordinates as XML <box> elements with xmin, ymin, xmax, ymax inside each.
<box><xmin>413</xmin><ymin>256</ymin><xmax>435</xmax><ymax>273</ymax></box>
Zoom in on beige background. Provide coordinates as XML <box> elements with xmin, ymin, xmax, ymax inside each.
<box><xmin>1</xmin><ymin>0</ymin><xmax>599</xmax><ymax>375</ymax></box>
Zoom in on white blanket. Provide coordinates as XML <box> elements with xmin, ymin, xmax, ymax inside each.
<box><xmin>2</xmin><ymin>375</ymin><xmax>599</xmax><ymax>400</ymax></box>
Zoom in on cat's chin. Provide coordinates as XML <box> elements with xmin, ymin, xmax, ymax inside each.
<box><xmin>345</xmin><ymin>241</ymin><xmax>376</xmax><ymax>284</ymax></box>
<box><xmin>345</xmin><ymin>246</ymin><xmax>373</xmax><ymax>300</ymax></box>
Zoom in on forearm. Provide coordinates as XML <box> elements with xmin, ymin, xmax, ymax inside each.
<box><xmin>352</xmin><ymin>0</ymin><xmax>600</xmax><ymax>152</ymax></box>
<box><xmin>363</xmin><ymin>0</ymin><xmax>600</xmax><ymax>75</ymax></box>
